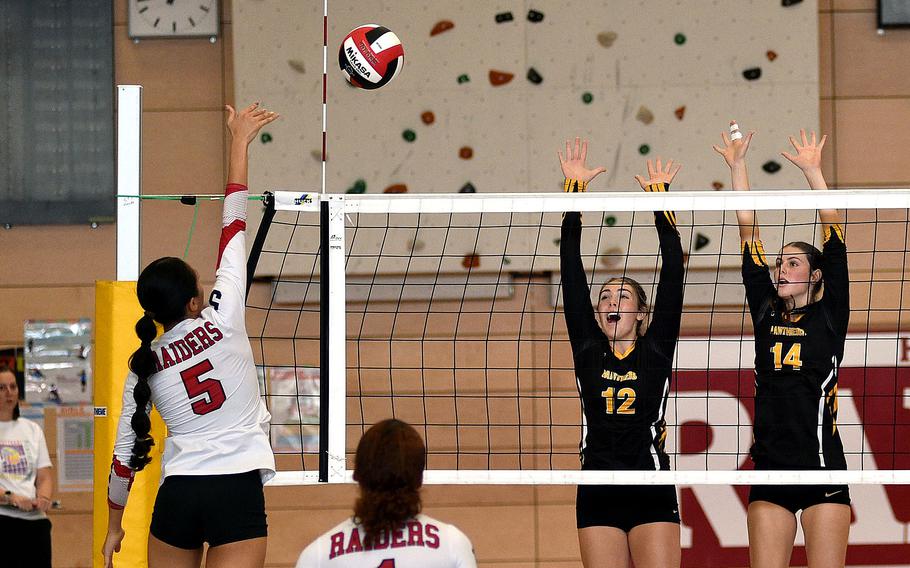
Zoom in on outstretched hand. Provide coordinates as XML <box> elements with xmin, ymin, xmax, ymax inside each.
<box><xmin>558</xmin><ymin>137</ymin><xmax>607</xmax><ymax>184</ymax></box>
<box><xmin>712</xmin><ymin>120</ymin><xmax>755</xmax><ymax>169</ymax></box>
<box><xmin>634</xmin><ymin>158</ymin><xmax>681</xmax><ymax>190</ymax></box>
<box><xmin>226</xmin><ymin>102</ymin><xmax>279</xmax><ymax>146</ymax></box>
<box><xmin>102</xmin><ymin>528</ymin><xmax>125</xmax><ymax>568</ymax></box>
<box><xmin>781</xmin><ymin>129</ymin><xmax>827</xmax><ymax>173</ymax></box>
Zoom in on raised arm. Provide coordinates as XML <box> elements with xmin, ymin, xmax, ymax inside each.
<box><xmin>558</xmin><ymin>138</ymin><xmax>607</xmax><ymax>354</ymax></box>
<box><xmin>634</xmin><ymin>159</ymin><xmax>684</xmax><ymax>356</ymax></box>
<box><xmin>781</xmin><ymin>129</ymin><xmax>841</xmax><ymax>226</ymax></box>
<box><xmin>209</xmin><ymin>103</ymin><xmax>278</xmax><ymax>329</ymax></box>
<box><xmin>713</xmin><ymin>120</ymin><xmax>758</xmax><ymax>241</ymax></box>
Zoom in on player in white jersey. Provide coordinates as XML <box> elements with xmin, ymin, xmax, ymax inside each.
<box><xmin>102</xmin><ymin>102</ymin><xmax>279</xmax><ymax>568</ymax></box>
<box><xmin>297</xmin><ymin>419</ymin><xmax>477</xmax><ymax>568</ymax></box>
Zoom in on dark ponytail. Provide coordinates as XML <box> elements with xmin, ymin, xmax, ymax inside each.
<box><xmin>128</xmin><ymin>314</ymin><xmax>158</xmax><ymax>470</ymax></box>
<box><xmin>128</xmin><ymin>257</ymin><xmax>200</xmax><ymax>471</ymax></box>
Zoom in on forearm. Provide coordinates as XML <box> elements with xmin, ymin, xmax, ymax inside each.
<box><xmin>730</xmin><ymin>163</ymin><xmax>759</xmax><ymax>241</ymax></box>
<box><xmin>803</xmin><ymin>167</ymin><xmax>841</xmax><ymax>226</ymax></box>
<box><xmin>35</xmin><ymin>468</ymin><xmax>53</xmax><ymax>500</ymax></box>
<box><xmin>107</xmin><ymin>505</ymin><xmax>125</xmax><ymax>533</ymax></box>
<box><xmin>227</xmin><ymin>138</ymin><xmax>251</xmax><ymax>187</ymax></box>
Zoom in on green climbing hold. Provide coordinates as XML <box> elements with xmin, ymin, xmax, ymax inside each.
<box><xmin>346</xmin><ymin>179</ymin><xmax>367</xmax><ymax>194</ymax></box>
<box><xmin>674</xmin><ymin>33</ymin><xmax>686</xmax><ymax>45</ymax></box>
<box><xmin>260</xmin><ymin>132</ymin><xmax>273</xmax><ymax>144</ymax></box>
<box><xmin>582</xmin><ymin>92</ymin><xmax>593</xmax><ymax>104</ymax></box>
<box><xmin>604</xmin><ymin>215</ymin><xmax>617</xmax><ymax>227</ymax></box>
<box><xmin>457</xmin><ymin>74</ymin><xmax>470</xmax><ymax>84</ymax></box>
<box><xmin>403</xmin><ymin>129</ymin><xmax>416</xmax><ymax>142</ymax></box>
<box><xmin>638</xmin><ymin>144</ymin><xmax>650</xmax><ymax>155</ymax></box>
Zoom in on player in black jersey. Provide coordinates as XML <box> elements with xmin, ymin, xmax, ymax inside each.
<box><xmin>714</xmin><ymin>124</ymin><xmax>850</xmax><ymax>568</ymax></box>
<box><xmin>558</xmin><ymin>138</ymin><xmax>684</xmax><ymax>568</ymax></box>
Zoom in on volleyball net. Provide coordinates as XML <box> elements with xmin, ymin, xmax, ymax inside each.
<box><xmin>246</xmin><ymin>188</ymin><xmax>910</xmax><ymax>486</ymax></box>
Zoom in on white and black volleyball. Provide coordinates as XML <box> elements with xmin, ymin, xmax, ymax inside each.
<box><xmin>338</xmin><ymin>24</ymin><xmax>405</xmax><ymax>90</ymax></box>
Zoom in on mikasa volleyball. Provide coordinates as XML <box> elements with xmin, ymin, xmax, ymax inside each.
<box><xmin>338</xmin><ymin>24</ymin><xmax>405</xmax><ymax>90</ymax></box>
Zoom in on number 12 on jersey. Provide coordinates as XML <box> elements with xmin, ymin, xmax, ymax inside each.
<box><xmin>601</xmin><ymin>387</ymin><xmax>636</xmax><ymax>415</ymax></box>
<box><xmin>771</xmin><ymin>342</ymin><xmax>802</xmax><ymax>370</ymax></box>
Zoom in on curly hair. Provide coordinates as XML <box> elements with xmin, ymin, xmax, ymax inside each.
<box><xmin>352</xmin><ymin>419</ymin><xmax>426</xmax><ymax>546</ymax></box>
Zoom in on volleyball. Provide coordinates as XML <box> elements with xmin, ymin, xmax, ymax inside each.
<box><xmin>338</xmin><ymin>24</ymin><xmax>404</xmax><ymax>90</ymax></box>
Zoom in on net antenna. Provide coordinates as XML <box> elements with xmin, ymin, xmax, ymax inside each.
<box><xmin>260</xmin><ymin>188</ymin><xmax>910</xmax><ymax>486</ymax></box>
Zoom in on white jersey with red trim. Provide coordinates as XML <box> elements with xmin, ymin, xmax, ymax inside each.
<box><xmin>296</xmin><ymin>514</ymin><xmax>476</xmax><ymax>568</ymax></box>
<box><xmin>108</xmin><ymin>183</ymin><xmax>274</xmax><ymax>508</ymax></box>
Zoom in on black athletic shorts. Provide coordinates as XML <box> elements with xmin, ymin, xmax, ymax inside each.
<box><xmin>576</xmin><ymin>484</ymin><xmax>680</xmax><ymax>532</ymax></box>
<box><xmin>150</xmin><ymin>470</ymin><xmax>267</xmax><ymax>549</ymax></box>
<box><xmin>749</xmin><ymin>483</ymin><xmax>851</xmax><ymax>514</ymax></box>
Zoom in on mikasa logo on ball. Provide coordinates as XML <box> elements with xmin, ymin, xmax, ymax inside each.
<box><xmin>344</xmin><ymin>40</ymin><xmax>378</xmax><ymax>82</ymax></box>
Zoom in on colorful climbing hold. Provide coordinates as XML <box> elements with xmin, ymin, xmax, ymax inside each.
<box><xmin>527</xmin><ymin>67</ymin><xmax>543</xmax><ymax>84</ymax></box>
<box><xmin>604</xmin><ymin>215</ymin><xmax>617</xmax><ymax>226</ymax></box>
<box><xmin>457</xmin><ymin>74</ymin><xmax>470</xmax><ymax>84</ymax></box>
<box><xmin>600</xmin><ymin>247</ymin><xmax>624</xmax><ymax>268</ymax></box>
<box><xmin>180</xmin><ymin>196</ymin><xmax>197</xmax><ymax>206</ymax></box>
<box><xmin>489</xmin><ymin>70</ymin><xmax>514</xmax><ymax>86</ymax></box>
<box><xmin>310</xmin><ymin>149</ymin><xmax>323</xmax><ymax>161</ymax></box>
<box><xmin>495</xmin><ymin>12</ymin><xmax>514</xmax><ymax>23</ymax></box>
<box><xmin>638</xmin><ymin>144</ymin><xmax>650</xmax><ymax>155</ymax></box>
<box><xmin>430</xmin><ymin>20</ymin><xmax>454</xmax><ymax>36</ymax></box>
<box><xmin>762</xmin><ymin>160</ymin><xmax>782</xmax><ymax>174</ymax></box>
<box><xmin>674</xmin><ymin>33</ymin><xmax>687</xmax><ymax>45</ymax></box>
<box><xmin>782</xmin><ymin>0</ymin><xmax>803</xmax><ymax>6</ymax></box>
<box><xmin>287</xmin><ymin>59</ymin><xmax>305</xmax><ymax>73</ymax></box>
<box><xmin>346</xmin><ymin>179</ymin><xmax>367</xmax><ymax>194</ymax></box>
<box><xmin>695</xmin><ymin>233</ymin><xmax>710</xmax><ymax>251</ymax></box>
<box><xmin>766</xmin><ymin>50</ymin><xmax>778</xmax><ymax>61</ymax></box>
<box><xmin>743</xmin><ymin>67</ymin><xmax>762</xmax><ymax>81</ymax></box>
<box><xmin>408</xmin><ymin>239</ymin><xmax>425</xmax><ymax>252</ymax></box>
<box><xmin>462</xmin><ymin>253</ymin><xmax>480</xmax><ymax>269</ymax></box>
<box><xmin>260</xmin><ymin>132</ymin><xmax>273</xmax><ymax>144</ymax></box>
<box><xmin>402</xmin><ymin>129</ymin><xmax>417</xmax><ymax>142</ymax></box>
<box><xmin>582</xmin><ymin>92</ymin><xmax>594</xmax><ymax>104</ymax></box>
<box><xmin>636</xmin><ymin>106</ymin><xmax>654</xmax><ymax>125</ymax></box>
<box><xmin>459</xmin><ymin>182</ymin><xmax>476</xmax><ymax>193</ymax></box>
<box><xmin>674</xmin><ymin>106</ymin><xmax>686</xmax><ymax>120</ymax></box>
<box><xmin>527</xmin><ymin>9</ymin><xmax>544</xmax><ymax>23</ymax></box>
<box><xmin>459</xmin><ymin>147</ymin><xmax>474</xmax><ymax>160</ymax></box>
<box><xmin>712</xmin><ymin>180</ymin><xmax>724</xmax><ymax>190</ymax></box>
<box><xmin>384</xmin><ymin>184</ymin><xmax>408</xmax><ymax>194</ymax></box>
<box><xmin>503</xmin><ymin>257</ymin><xmax>512</xmax><ymax>265</ymax></box>
<box><xmin>553</xmin><ymin>238</ymin><xmax>561</xmax><ymax>246</ymax></box>
<box><xmin>597</xmin><ymin>31</ymin><xmax>617</xmax><ymax>48</ymax></box>
<box><xmin>421</xmin><ymin>111</ymin><xmax>435</xmax><ymax>125</ymax></box>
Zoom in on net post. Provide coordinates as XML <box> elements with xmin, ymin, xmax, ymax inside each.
<box><xmin>320</xmin><ymin>195</ymin><xmax>347</xmax><ymax>482</ymax></box>
<box><xmin>116</xmin><ymin>85</ymin><xmax>142</xmax><ymax>281</ymax></box>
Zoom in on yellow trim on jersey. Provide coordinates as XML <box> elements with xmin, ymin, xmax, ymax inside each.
<box><xmin>741</xmin><ymin>240</ymin><xmax>768</xmax><ymax>267</ymax></box>
<box><xmin>564</xmin><ymin>178</ymin><xmax>588</xmax><ymax>193</ymax></box>
<box><xmin>823</xmin><ymin>223</ymin><xmax>845</xmax><ymax>244</ymax></box>
<box><xmin>645</xmin><ymin>182</ymin><xmax>666</xmax><ymax>193</ymax></box>
<box><xmin>613</xmin><ymin>342</ymin><xmax>636</xmax><ymax>360</ymax></box>
<box><xmin>663</xmin><ymin>211</ymin><xmax>678</xmax><ymax>227</ymax></box>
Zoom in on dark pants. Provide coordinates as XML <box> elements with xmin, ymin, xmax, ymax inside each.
<box><xmin>0</xmin><ymin>515</ymin><xmax>52</xmax><ymax>568</ymax></box>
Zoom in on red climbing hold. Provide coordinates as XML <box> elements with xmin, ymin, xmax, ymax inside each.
<box><xmin>766</xmin><ymin>50</ymin><xmax>778</xmax><ymax>61</ymax></box>
<box><xmin>674</xmin><ymin>106</ymin><xmax>686</xmax><ymax>120</ymax></box>
<box><xmin>462</xmin><ymin>253</ymin><xmax>480</xmax><ymax>269</ymax></box>
<box><xmin>384</xmin><ymin>184</ymin><xmax>408</xmax><ymax>194</ymax></box>
<box><xmin>489</xmin><ymin>70</ymin><xmax>514</xmax><ymax>86</ymax></box>
<box><xmin>431</xmin><ymin>20</ymin><xmax>454</xmax><ymax>36</ymax></box>
<box><xmin>421</xmin><ymin>111</ymin><xmax>435</xmax><ymax>125</ymax></box>
<box><xmin>459</xmin><ymin>146</ymin><xmax>474</xmax><ymax>160</ymax></box>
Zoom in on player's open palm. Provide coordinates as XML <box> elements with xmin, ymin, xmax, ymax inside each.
<box><xmin>781</xmin><ymin>129</ymin><xmax>827</xmax><ymax>173</ymax></box>
<box><xmin>712</xmin><ymin>120</ymin><xmax>755</xmax><ymax>169</ymax></box>
<box><xmin>558</xmin><ymin>137</ymin><xmax>607</xmax><ymax>185</ymax></box>
<box><xmin>226</xmin><ymin>102</ymin><xmax>279</xmax><ymax>145</ymax></box>
<box><xmin>635</xmin><ymin>158</ymin><xmax>681</xmax><ymax>190</ymax></box>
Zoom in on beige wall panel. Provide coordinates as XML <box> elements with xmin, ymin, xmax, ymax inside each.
<box><xmin>52</xmin><ymin>513</ymin><xmax>94</xmax><ymax>567</ymax></box>
<box><xmin>820</xmin><ymin>98</ymin><xmax>836</xmax><ymax>183</ymax></box>
<box><xmin>820</xmin><ymin>0</ymin><xmax>833</xmax><ymax>11</ymax></box>
<box><xmin>0</xmin><ymin>225</ymin><xmax>114</xmax><ymax>286</ymax></box>
<box><xmin>834</xmin><ymin>98</ymin><xmax>910</xmax><ymax>185</ymax></box>
<box><xmin>0</xmin><ymin>286</ymin><xmax>95</xmax><ymax>346</ymax></box>
<box><xmin>833</xmin><ymin>12</ymin><xmax>910</xmax><ymax>98</ymax></box>
<box><xmin>537</xmin><ymin>503</ymin><xmax>582</xmax><ymax>561</ymax></box>
<box><xmin>819</xmin><ymin>11</ymin><xmax>833</xmax><ymax>98</ymax></box>
<box><xmin>265</xmin><ymin>507</ymin><xmax>352</xmax><ymax>565</ymax></box>
<box><xmin>428</xmin><ymin>504</ymin><xmax>536</xmax><ymax>562</ymax></box>
<box><xmin>833</xmin><ymin>0</ymin><xmax>875</xmax><ymax>10</ymax></box>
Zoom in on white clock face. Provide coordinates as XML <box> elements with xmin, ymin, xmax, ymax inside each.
<box><xmin>133</xmin><ymin>0</ymin><xmax>218</xmax><ymax>36</ymax></box>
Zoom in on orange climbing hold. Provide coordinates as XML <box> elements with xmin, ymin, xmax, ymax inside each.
<box><xmin>712</xmin><ymin>181</ymin><xmax>724</xmax><ymax>190</ymax></box>
<box><xmin>459</xmin><ymin>146</ymin><xmax>474</xmax><ymax>160</ymax></box>
<box><xmin>431</xmin><ymin>20</ymin><xmax>454</xmax><ymax>36</ymax></box>
<box><xmin>421</xmin><ymin>111</ymin><xmax>435</xmax><ymax>125</ymax></box>
<box><xmin>766</xmin><ymin>50</ymin><xmax>778</xmax><ymax>61</ymax></box>
<box><xmin>489</xmin><ymin>70</ymin><xmax>514</xmax><ymax>86</ymax></box>
<box><xmin>384</xmin><ymin>184</ymin><xmax>408</xmax><ymax>194</ymax></box>
<box><xmin>462</xmin><ymin>253</ymin><xmax>480</xmax><ymax>269</ymax></box>
<box><xmin>674</xmin><ymin>106</ymin><xmax>686</xmax><ymax>120</ymax></box>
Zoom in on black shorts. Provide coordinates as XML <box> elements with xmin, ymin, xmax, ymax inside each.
<box><xmin>576</xmin><ymin>484</ymin><xmax>680</xmax><ymax>532</ymax></box>
<box><xmin>749</xmin><ymin>484</ymin><xmax>851</xmax><ymax>514</ymax></box>
<box><xmin>150</xmin><ymin>470</ymin><xmax>267</xmax><ymax>549</ymax></box>
<box><xmin>0</xmin><ymin>515</ymin><xmax>51</xmax><ymax>568</ymax></box>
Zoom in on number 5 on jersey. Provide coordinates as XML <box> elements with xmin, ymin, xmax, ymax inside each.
<box><xmin>771</xmin><ymin>342</ymin><xmax>802</xmax><ymax>371</ymax></box>
<box><xmin>180</xmin><ymin>359</ymin><xmax>226</xmax><ymax>415</ymax></box>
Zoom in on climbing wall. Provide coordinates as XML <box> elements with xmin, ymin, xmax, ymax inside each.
<box><xmin>234</xmin><ymin>0</ymin><xmax>820</xmax><ymax>278</ymax></box>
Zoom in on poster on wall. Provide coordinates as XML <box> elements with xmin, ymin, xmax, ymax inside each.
<box><xmin>55</xmin><ymin>405</ymin><xmax>93</xmax><ymax>492</ymax></box>
<box><xmin>24</xmin><ymin>320</ymin><xmax>92</xmax><ymax>405</ymax></box>
<box><xmin>261</xmin><ymin>366</ymin><xmax>320</xmax><ymax>454</ymax></box>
